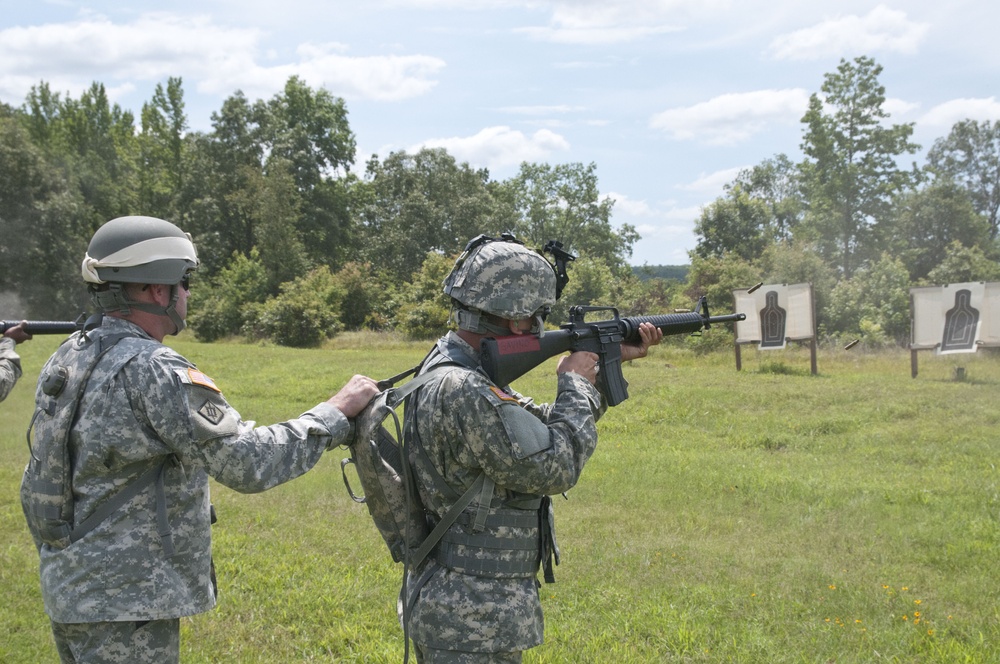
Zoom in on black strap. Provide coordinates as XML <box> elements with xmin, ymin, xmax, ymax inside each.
<box><xmin>408</xmin><ymin>473</ymin><xmax>487</xmax><ymax>571</ymax></box>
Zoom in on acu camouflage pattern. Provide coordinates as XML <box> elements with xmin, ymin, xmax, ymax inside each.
<box><xmin>51</xmin><ymin>617</ymin><xmax>180</xmax><ymax>664</ymax></box>
<box><xmin>23</xmin><ymin>316</ymin><xmax>351</xmax><ymax>624</ymax></box>
<box><xmin>444</xmin><ymin>241</ymin><xmax>556</xmax><ymax>320</ymax></box>
<box><xmin>0</xmin><ymin>336</ymin><xmax>22</xmax><ymax>401</ymax></box>
<box><xmin>405</xmin><ymin>331</ymin><xmax>604</xmax><ymax>654</ymax></box>
<box><xmin>22</xmin><ymin>330</ymin><xmax>152</xmax><ymax>552</ymax></box>
<box><xmin>344</xmin><ymin>384</ymin><xmax>431</xmax><ymax>562</ymax></box>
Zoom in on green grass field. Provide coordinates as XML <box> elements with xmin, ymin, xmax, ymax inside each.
<box><xmin>2</xmin><ymin>334</ymin><xmax>999</xmax><ymax>663</ymax></box>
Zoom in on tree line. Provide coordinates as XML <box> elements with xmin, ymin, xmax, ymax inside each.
<box><xmin>1</xmin><ymin>56</ymin><xmax>998</xmax><ymax>348</ymax></box>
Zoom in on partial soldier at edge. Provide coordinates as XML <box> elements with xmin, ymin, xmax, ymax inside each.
<box><xmin>0</xmin><ymin>320</ymin><xmax>32</xmax><ymax>402</ymax></box>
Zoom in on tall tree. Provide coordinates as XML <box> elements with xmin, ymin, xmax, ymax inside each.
<box><xmin>730</xmin><ymin>154</ymin><xmax>802</xmax><ymax>242</ymax></box>
<box><xmin>139</xmin><ymin>77</ymin><xmax>187</xmax><ymax>219</ymax></box>
<box><xmin>191</xmin><ymin>77</ymin><xmax>357</xmax><ymax>279</ymax></box>
<box><xmin>0</xmin><ymin>109</ymin><xmax>90</xmax><ymax>316</ymax></box>
<box><xmin>926</xmin><ymin>119</ymin><xmax>1000</xmax><ymax>239</ymax></box>
<box><xmin>881</xmin><ymin>181</ymin><xmax>990</xmax><ymax>282</ymax></box>
<box><xmin>356</xmin><ymin>147</ymin><xmax>501</xmax><ymax>280</ymax></box>
<box><xmin>693</xmin><ymin>188</ymin><xmax>771</xmax><ymax>262</ymax></box>
<box><xmin>499</xmin><ymin>161</ymin><xmax>638</xmax><ymax>272</ymax></box>
<box><xmin>798</xmin><ymin>56</ymin><xmax>920</xmax><ymax>278</ymax></box>
<box><xmin>259</xmin><ymin>76</ymin><xmax>357</xmax><ymax>268</ymax></box>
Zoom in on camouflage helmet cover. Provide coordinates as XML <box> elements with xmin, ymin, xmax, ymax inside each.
<box><xmin>82</xmin><ymin>216</ymin><xmax>198</xmax><ymax>285</ymax></box>
<box><xmin>443</xmin><ymin>236</ymin><xmax>556</xmax><ymax>320</ymax></box>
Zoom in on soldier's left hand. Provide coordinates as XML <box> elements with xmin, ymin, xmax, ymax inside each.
<box><xmin>620</xmin><ymin>322</ymin><xmax>662</xmax><ymax>362</ymax></box>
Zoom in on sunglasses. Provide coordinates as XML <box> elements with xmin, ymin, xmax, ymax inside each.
<box><xmin>180</xmin><ymin>274</ymin><xmax>191</xmax><ymax>290</ymax></box>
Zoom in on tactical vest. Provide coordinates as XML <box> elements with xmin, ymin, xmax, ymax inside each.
<box><xmin>21</xmin><ymin>328</ymin><xmax>169</xmax><ymax>551</ymax></box>
<box><xmin>406</xmin><ymin>338</ymin><xmax>558</xmax><ymax>582</ymax></box>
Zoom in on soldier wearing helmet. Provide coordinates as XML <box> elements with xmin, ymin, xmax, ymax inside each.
<box><xmin>23</xmin><ymin>216</ymin><xmax>379</xmax><ymax>663</ymax></box>
<box><xmin>400</xmin><ymin>234</ymin><xmax>661</xmax><ymax>663</ymax></box>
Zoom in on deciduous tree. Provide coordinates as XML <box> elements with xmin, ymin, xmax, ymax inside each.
<box><xmin>927</xmin><ymin>119</ymin><xmax>1000</xmax><ymax>239</ymax></box>
<box><xmin>798</xmin><ymin>56</ymin><xmax>920</xmax><ymax>278</ymax></box>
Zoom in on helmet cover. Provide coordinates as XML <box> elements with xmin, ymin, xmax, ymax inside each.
<box><xmin>82</xmin><ymin>216</ymin><xmax>198</xmax><ymax>285</ymax></box>
<box><xmin>443</xmin><ymin>237</ymin><xmax>556</xmax><ymax>321</ymax></box>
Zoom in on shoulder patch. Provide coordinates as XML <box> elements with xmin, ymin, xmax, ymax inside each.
<box><xmin>187</xmin><ymin>368</ymin><xmax>220</xmax><ymax>392</ymax></box>
<box><xmin>197</xmin><ymin>398</ymin><xmax>227</xmax><ymax>425</ymax></box>
<box><xmin>489</xmin><ymin>385</ymin><xmax>519</xmax><ymax>403</ymax></box>
<box><xmin>174</xmin><ymin>367</ymin><xmax>221</xmax><ymax>393</ymax></box>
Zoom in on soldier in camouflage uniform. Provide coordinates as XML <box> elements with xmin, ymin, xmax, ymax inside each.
<box><xmin>402</xmin><ymin>235</ymin><xmax>661</xmax><ymax>663</ymax></box>
<box><xmin>22</xmin><ymin>216</ymin><xmax>379</xmax><ymax>664</ymax></box>
<box><xmin>0</xmin><ymin>320</ymin><xmax>31</xmax><ymax>401</ymax></box>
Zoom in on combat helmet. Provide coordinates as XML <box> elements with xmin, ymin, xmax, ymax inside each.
<box><xmin>81</xmin><ymin>216</ymin><xmax>199</xmax><ymax>334</ymax></box>
<box><xmin>443</xmin><ymin>233</ymin><xmax>556</xmax><ymax>336</ymax></box>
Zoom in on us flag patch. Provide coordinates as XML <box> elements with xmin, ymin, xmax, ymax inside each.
<box><xmin>188</xmin><ymin>368</ymin><xmax>220</xmax><ymax>392</ymax></box>
<box><xmin>489</xmin><ymin>386</ymin><xmax>519</xmax><ymax>402</ymax></box>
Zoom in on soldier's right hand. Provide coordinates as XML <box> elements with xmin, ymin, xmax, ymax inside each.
<box><xmin>326</xmin><ymin>375</ymin><xmax>380</xmax><ymax>418</ymax></box>
<box><xmin>556</xmin><ymin>351</ymin><xmax>599</xmax><ymax>385</ymax></box>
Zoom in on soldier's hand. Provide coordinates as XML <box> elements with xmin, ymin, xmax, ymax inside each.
<box><xmin>4</xmin><ymin>321</ymin><xmax>32</xmax><ymax>344</ymax></box>
<box><xmin>327</xmin><ymin>375</ymin><xmax>380</xmax><ymax>418</ymax></box>
<box><xmin>557</xmin><ymin>350</ymin><xmax>599</xmax><ymax>385</ymax></box>
<box><xmin>621</xmin><ymin>322</ymin><xmax>662</xmax><ymax>362</ymax></box>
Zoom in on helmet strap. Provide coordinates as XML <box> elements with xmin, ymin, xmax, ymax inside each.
<box><xmin>453</xmin><ymin>306</ymin><xmax>525</xmax><ymax>338</ymax></box>
<box><xmin>90</xmin><ymin>283</ymin><xmax>185</xmax><ymax>334</ymax></box>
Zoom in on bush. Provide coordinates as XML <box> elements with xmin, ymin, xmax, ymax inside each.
<box><xmin>394</xmin><ymin>252</ymin><xmax>455</xmax><ymax>339</ymax></box>
<box><xmin>825</xmin><ymin>253</ymin><xmax>911</xmax><ymax>343</ymax></box>
<box><xmin>245</xmin><ymin>266</ymin><xmax>344</xmax><ymax>347</ymax></box>
<box><xmin>188</xmin><ymin>250</ymin><xmax>270</xmax><ymax>341</ymax></box>
<box><xmin>334</xmin><ymin>262</ymin><xmax>390</xmax><ymax>330</ymax></box>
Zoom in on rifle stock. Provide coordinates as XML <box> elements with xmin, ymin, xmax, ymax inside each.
<box><xmin>481</xmin><ymin>297</ymin><xmax>745</xmax><ymax>406</ymax></box>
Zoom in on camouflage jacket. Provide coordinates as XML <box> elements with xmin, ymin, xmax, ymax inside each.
<box><xmin>0</xmin><ymin>336</ymin><xmax>22</xmax><ymax>402</ymax></box>
<box><xmin>406</xmin><ymin>331</ymin><xmax>604</xmax><ymax>653</ymax></box>
<box><xmin>28</xmin><ymin>317</ymin><xmax>352</xmax><ymax>623</ymax></box>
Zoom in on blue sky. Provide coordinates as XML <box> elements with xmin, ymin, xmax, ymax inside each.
<box><xmin>3</xmin><ymin>1</ymin><xmax>998</xmax><ymax>266</ymax></box>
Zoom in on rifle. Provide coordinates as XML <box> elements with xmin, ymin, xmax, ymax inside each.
<box><xmin>1</xmin><ymin>315</ymin><xmax>86</xmax><ymax>335</ymax></box>
<box><xmin>480</xmin><ymin>297</ymin><xmax>745</xmax><ymax>406</ymax></box>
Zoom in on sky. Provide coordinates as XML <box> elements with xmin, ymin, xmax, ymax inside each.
<box><xmin>2</xmin><ymin>1</ymin><xmax>999</xmax><ymax>266</ymax></box>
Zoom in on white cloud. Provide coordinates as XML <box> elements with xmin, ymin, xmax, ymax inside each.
<box><xmin>413</xmin><ymin>125</ymin><xmax>570</xmax><ymax>169</ymax></box>
<box><xmin>0</xmin><ymin>13</ymin><xmax>444</xmax><ymax>104</ymax></box>
<box><xmin>516</xmin><ymin>23</ymin><xmax>679</xmax><ymax>45</ymax></box>
<box><xmin>679</xmin><ymin>167</ymin><xmax>748</xmax><ymax>194</ymax></box>
<box><xmin>919</xmin><ymin>97</ymin><xmax>1000</xmax><ymax>129</ymax></box>
<box><xmin>513</xmin><ymin>0</ymin><xmax>703</xmax><ymax>44</ymax></box>
<box><xmin>767</xmin><ymin>5</ymin><xmax>929</xmax><ymax>61</ymax></box>
<box><xmin>883</xmin><ymin>97</ymin><xmax>920</xmax><ymax>118</ymax></box>
<box><xmin>497</xmin><ymin>104</ymin><xmax>585</xmax><ymax>115</ymax></box>
<box><xmin>604</xmin><ymin>191</ymin><xmax>655</xmax><ymax>217</ymax></box>
<box><xmin>650</xmin><ymin>89</ymin><xmax>809</xmax><ymax>145</ymax></box>
<box><xmin>219</xmin><ymin>51</ymin><xmax>445</xmax><ymax>102</ymax></box>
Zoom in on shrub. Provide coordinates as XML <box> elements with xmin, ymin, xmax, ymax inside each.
<box><xmin>188</xmin><ymin>249</ymin><xmax>270</xmax><ymax>341</ymax></box>
<box><xmin>246</xmin><ymin>266</ymin><xmax>345</xmax><ymax>347</ymax></box>
<box><xmin>394</xmin><ymin>252</ymin><xmax>455</xmax><ymax>339</ymax></box>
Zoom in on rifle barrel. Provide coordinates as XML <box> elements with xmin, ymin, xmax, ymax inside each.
<box><xmin>1</xmin><ymin>320</ymin><xmax>81</xmax><ymax>335</ymax></box>
<box><xmin>619</xmin><ymin>311</ymin><xmax>745</xmax><ymax>341</ymax></box>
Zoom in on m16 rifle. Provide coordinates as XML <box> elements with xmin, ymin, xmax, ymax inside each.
<box><xmin>481</xmin><ymin>297</ymin><xmax>745</xmax><ymax>406</ymax></box>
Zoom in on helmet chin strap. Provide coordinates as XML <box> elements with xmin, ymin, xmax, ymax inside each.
<box><xmin>453</xmin><ymin>307</ymin><xmax>543</xmax><ymax>337</ymax></box>
<box><xmin>91</xmin><ymin>283</ymin><xmax>186</xmax><ymax>335</ymax></box>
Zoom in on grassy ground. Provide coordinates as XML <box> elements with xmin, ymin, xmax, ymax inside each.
<box><xmin>2</xmin><ymin>333</ymin><xmax>998</xmax><ymax>662</ymax></box>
